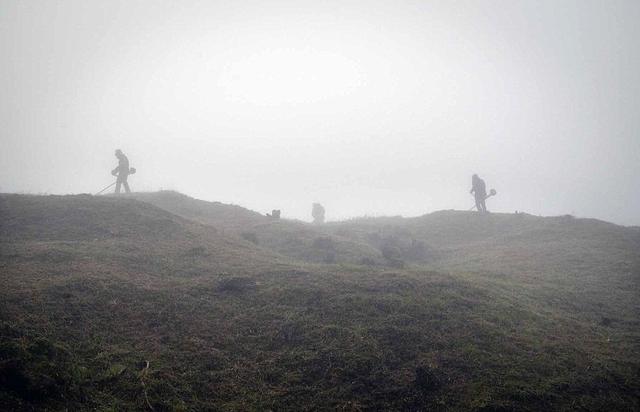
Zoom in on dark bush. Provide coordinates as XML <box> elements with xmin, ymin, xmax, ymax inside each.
<box><xmin>360</xmin><ymin>257</ymin><xmax>377</xmax><ymax>265</ymax></box>
<box><xmin>405</xmin><ymin>239</ymin><xmax>428</xmax><ymax>260</ymax></box>
<box><xmin>184</xmin><ymin>246</ymin><xmax>207</xmax><ymax>256</ymax></box>
<box><xmin>381</xmin><ymin>243</ymin><xmax>402</xmax><ymax>260</ymax></box>
<box><xmin>415</xmin><ymin>365</ymin><xmax>441</xmax><ymax>394</ymax></box>
<box><xmin>216</xmin><ymin>277</ymin><xmax>255</xmax><ymax>293</ymax></box>
<box><xmin>312</xmin><ymin>236</ymin><xmax>335</xmax><ymax>251</ymax></box>
<box><xmin>241</xmin><ymin>232</ymin><xmax>259</xmax><ymax>244</ymax></box>
<box><xmin>322</xmin><ymin>251</ymin><xmax>336</xmax><ymax>264</ymax></box>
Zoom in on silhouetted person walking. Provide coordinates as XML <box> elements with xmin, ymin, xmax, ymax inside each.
<box><xmin>470</xmin><ymin>174</ymin><xmax>487</xmax><ymax>212</ymax></box>
<box><xmin>112</xmin><ymin>149</ymin><xmax>131</xmax><ymax>194</ymax></box>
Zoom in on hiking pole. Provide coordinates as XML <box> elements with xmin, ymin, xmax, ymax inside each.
<box><xmin>95</xmin><ymin>180</ymin><xmax>117</xmax><ymax>195</ymax></box>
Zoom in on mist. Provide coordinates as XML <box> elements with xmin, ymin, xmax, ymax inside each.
<box><xmin>1</xmin><ymin>0</ymin><xmax>639</xmax><ymax>225</ymax></box>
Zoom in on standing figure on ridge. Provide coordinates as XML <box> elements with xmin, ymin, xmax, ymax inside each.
<box><xmin>112</xmin><ymin>149</ymin><xmax>132</xmax><ymax>194</ymax></box>
<box><xmin>470</xmin><ymin>174</ymin><xmax>487</xmax><ymax>212</ymax></box>
<box><xmin>312</xmin><ymin>203</ymin><xmax>325</xmax><ymax>224</ymax></box>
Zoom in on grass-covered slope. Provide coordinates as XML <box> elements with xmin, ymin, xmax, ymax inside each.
<box><xmin>329</xmin><ymin>210</ymin><xmax>640</xmax><ymax>273</ymax></box>
<box><xmin>130</xmin><ymin>191</ymin><xmax>383</xmax><ymax>265</ymax></box>
<box><xmin>327</xmin><ymin>211</ymin><xmax>640</xmax><ymax>331</ymax></box>
<box><xmin>1</xmin><ymin>193</ymin><xmax>639</xmax><ymax>411</ymax></box>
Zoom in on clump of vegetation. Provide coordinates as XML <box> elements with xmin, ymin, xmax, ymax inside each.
<box><xmin>311</xmin><ymin>236</ymin><xmax>337</xmax><ymax>263</ymax></box>
<box><xmin>184</xmin><ymin>245</ymin><xmax>207</xmax><ymax>256</ymax></box>
<box><xmin>377</xmin><ymin>237</ymin><xmax>405</xmax><ymax>267</ymax></box>
<box><xmin>359</xmin><ymin>256</ymin><xmax>377</xmax><ymax>265</ymax></box>
<box><xmin>366</xmin><ymin>229</ymin><xmax>432</xmax><ymax>265</ymax></box>
<box><xmin>241</xmin><ymin>231</ymin><xmax>259</xmax><ymax>244</ymax></box>
<box><xmin>415</xmin><ymin>365</ymin><xmax>442</xmax><ymax>394</ymax></box>
<box><xmin>312</xmin><ymin>236</ymin><xmax>334</xmax><ymax>251</ymax></box>
<box><xmin>216</xmin><ymin>276</ymin><xmax>256</xmax><ymax>293</ymax></box>
<box><xmin>0</xmin><ymin>324</ymin><xmax>88</xmax><ymax>408</ymax></box>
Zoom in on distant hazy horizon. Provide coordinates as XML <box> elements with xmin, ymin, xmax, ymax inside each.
<box><xmin>2</xmin><ymin>1</ymin><xmax>639</xmax><ymax>225</ymax></box>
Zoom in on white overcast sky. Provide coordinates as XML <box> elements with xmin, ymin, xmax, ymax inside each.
<box><xmin>1</xmin><ymin>0</ymin><xmax>639</xmax><ymax>225</ymax></box>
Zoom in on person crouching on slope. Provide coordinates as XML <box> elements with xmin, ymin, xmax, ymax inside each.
<box><xmin>112</xmin><ymin>149</ymin><xmax>131</xmax><ymax>194</ymax></box>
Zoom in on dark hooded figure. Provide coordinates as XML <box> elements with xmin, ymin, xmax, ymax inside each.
<box><xmin>470</xmin><ymin>174</ymin><xmax>487</xmax><ymax>212</ymax></box>
<box><xmin>112</xmin><ymin>149</ymin><xmax>131</xmax><ymax>194</ymax></box>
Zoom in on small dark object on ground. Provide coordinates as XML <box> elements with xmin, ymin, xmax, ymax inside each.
<box><xmin>415</xmin><ymin>365</ymin><xmax>441</xmax><ymax>394</ymax></box>
<box><xmin>312</xmin><ymin>237</ymin><xmax>335</xmax><ymax>251</ymax></box>
<box><xmin>241</xmin><ymin>232</ymin><xmax>259</xmax><ymax>244</ymax></box>
<box><xmin>360</xmin><ymin>257</ymin><xmax>377</xmax><ymax>265</ymax></box>
<box><xmin>215</xmin><ymin>277</ymin><xmax>256</xmax><ymax>293</ymax></box>
<box><xmin>184</xmin><ymin>246</ymin><xmax>207</xmax><ymax>257</ymax></box>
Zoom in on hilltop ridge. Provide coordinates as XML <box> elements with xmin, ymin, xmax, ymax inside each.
<box><xmin>127</xmin><ymin>191</ymin><xmax>640</xmax><ymax>274</ymax></box>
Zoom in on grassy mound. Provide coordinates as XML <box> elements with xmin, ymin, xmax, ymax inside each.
<box><xmin>129</xmin><ymin>191</ymin><xmax>383</xmax><ymax>265</ymax></box>
<box><xmin>1</xmin><ymin>193</ymin><xmax>638</xmax><ymax>410</ymax></box>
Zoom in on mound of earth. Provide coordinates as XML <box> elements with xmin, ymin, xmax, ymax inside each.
<box><xmin>130</xmin><ymin>191</ymin><xmax>383</xmax><ymax>265</ymax></box>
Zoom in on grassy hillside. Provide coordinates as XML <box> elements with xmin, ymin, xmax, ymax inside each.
<box><xmin>129</xmin><ymin>191</ymin><xmax>383</xmax><ymax>265</ymax></box>
<box><xmin>1</xmin><ymin>193</ymin><xmax>639</xmax><ymax>411</ymax></box>
<box><xmin>326</xmin><ymin>211</ymin><xmax>640</xmax><ymax>332</ymax></box>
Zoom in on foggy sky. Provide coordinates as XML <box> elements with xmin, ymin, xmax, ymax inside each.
<box><xmin>1</xmin><ymin>0</ymin><xmax>639</xmax><ymax>225</ymax></box>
